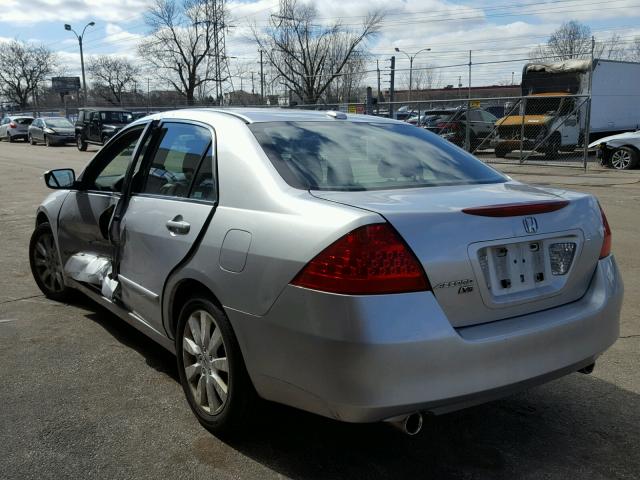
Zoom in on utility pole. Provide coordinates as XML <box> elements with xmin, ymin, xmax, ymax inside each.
<box><xmin>511</xmin><ymin>71</ymin><xmax>515</xmax><ymax>85</ymax></box>
<box><xmin>64</xmin><ymin>21</ymin><xmax>95</xmax><ymax>106</ymax></box>
<box><xmin>147</xmin><ymin>78</ymin><xmax>150</xmax><ymax>113</ymax></box>
<box><xmin>389</xmin><ymin>56</ymin><xmax>396</xmax><ymax>119</ymax></box>
<box><xmin>376</xmin><ymin>59</ymin><xmax>381</xmax><ymax>101</ymax></box>
<box><xmin>458</xmin><ymin>75</ymin><xmax>462</xmax><ymax>99</ymax></box>
<box><xmin>395</xmin><ymin>47</ymin><xmax>430</xmax><ymax>102</ymax></box>
<box><xmin>259</xmin><ymin>49</ymin><xmax>265</xmax><ymax>103</ymax></box>
<box><xmin>465</xmin><ymin>50</ymin><xmax>472</xmax><ymax>152</ymax></box>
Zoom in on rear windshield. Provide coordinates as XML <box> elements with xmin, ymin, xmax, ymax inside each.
<box><xmin>250</xmin><ymin>121</ymin><xmax>505</xmax><ymax>191</ymax></box>
<box><xmin>14</xmin><ymin>117</ymin><xmax>33</xmax><ymax>125</ymax></box>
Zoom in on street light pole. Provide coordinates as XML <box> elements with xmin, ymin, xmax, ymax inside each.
<box><xmin>64</xmin><ymin>21</ymin><xmax>95</xmax><ymax>106</ymax></box>
<box><xmin>394</xmin><ymin>47</ymin><xmax>430</xmax><ymax>102</ymax></box>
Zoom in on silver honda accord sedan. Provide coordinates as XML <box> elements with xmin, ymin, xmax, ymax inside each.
<box><xmin>30</xmin><ymin>109</ymin><xmax>623</xmax><ymax>436</ymax></box>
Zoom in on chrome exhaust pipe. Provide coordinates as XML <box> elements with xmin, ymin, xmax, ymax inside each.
<box><xmin>387</xmin><ymin>412</ymin><xmax>424</xmax><ymax>436</ymax></box>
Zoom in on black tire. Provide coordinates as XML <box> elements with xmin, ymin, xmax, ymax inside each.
<box><xmin>494</xmin><ymin>143</ymin><xmax>511</xmax><ymax>158</ymax></box>
<box><xmin>176</xmin><ymin>296</ymin><xmax>257</xmax><ymax>437</ymax></box>
<box><xmin>101</xmin><ymin>134</ymin><xmax>109</xmax><ymax>145</ymax></box>
<box><xmin>76</xmin><ymin>134</ymin><xmax>87</xmax><ymax>151</ymax></box>
<box><xmin>29</xmin><ymin>222</ymin><xmax>74</xmax><ymax>302</ymax></box>
<box><xmin>45</xmin><ymin>135</ymin><xmax>51</xmax><ymax>147</ymax></box>
<box><xmin>610</xmin><ymin>146</ymin><xmax>639</xmax><ymax>170</ymax></box>
<box><xmin>29</xmin><ymin>134</ymin><xmax>36</xmax><ymax>145</ymax></box>
<box><xmin>543</xmin><ymin>133</ymin><xmax>561</xmax><ymax>159</ymax></box>
<box><xmin>8</xmin><ymin>134</ymin><xmax>15</xmax><ymax>143</ymax></box>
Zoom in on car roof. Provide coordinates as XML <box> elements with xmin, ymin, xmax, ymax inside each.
<box><xmin>79</xmin><ymin>107</ymin><xmax>133</xmax><ymax>112</ymax></box>
<box><xmin>152</xmin><ymin>108</ymin><xmax>402</xmax><ymax>125</ymax></box>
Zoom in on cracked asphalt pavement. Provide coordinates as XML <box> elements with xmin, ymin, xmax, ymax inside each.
<box><xmin>1</xmin><ymin>141</ymin><xmax>639</xmax><ymax>479</ymax></box>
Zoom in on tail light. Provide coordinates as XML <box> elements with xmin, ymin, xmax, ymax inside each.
<box><xmin>9</xmin><ymin>122</ymin><xmax>16</xmax><ymax>129</ymax></box>
<box><xmin>291</xmin><ymin>223</ymin><xmax>430</xmax><ymax>295</ymax></box>
<box><xmin>599</xmin><ymin>204</ymin><xmax>612</xmax><ymax>258</ymax></box>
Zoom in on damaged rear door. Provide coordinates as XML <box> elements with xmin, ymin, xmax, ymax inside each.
<box><xmin>116</xmin><ymin>120</ymin><xmax>217</xmax><ymax>333</ymax></box>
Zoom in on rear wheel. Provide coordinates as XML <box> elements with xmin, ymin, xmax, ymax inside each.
<box><xmin>176</xmin><ymin>296</ymin><xmax>257</xmax><ymax>437</ymax></box>
<box><xmin>494</xmin><ymin>143</ymin><xmax>512</xmax><ymax>158</ymax></box>
<box><xmin>29</xmin><ymin>134</ymin><xmax>36</xmax><ymax>145</ymax></box>
<box><xmin>29</xmin><ymin>222</ymin><xmax>73</xmax><ymax>301</ymax></box>
<box><xmin>543</xmin><ymin>133</ymin><xmax>561</xmax><ymax>159</ymax></box>
<box><xmin>76</xmin><ymin>134</ymin><xmax>87</xmax><ymax>151</ymax></box>
<box><xmin>8</xmin><ymin>134</ymin><xmax>15</xmax><ymax>143</ymax></box>
<box><xmin>610</xmin><ymin>147</ymin><xmax>638</xmax><ymax>170</ymax></box>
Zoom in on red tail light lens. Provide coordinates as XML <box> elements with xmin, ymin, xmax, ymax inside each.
<box><xmin>599</xmin><ymin>204</ymin><xmax>612</xmax><ymax>258</ymax></box>
<box><xmin>291</xmin><ymin>223</ymin><xmax>430</xmax><ymax>295</ymax></box>
<box><xmin>9</xmin><ymin>122</ymin><xmax>16</xmax><ymax>128</ymax></box>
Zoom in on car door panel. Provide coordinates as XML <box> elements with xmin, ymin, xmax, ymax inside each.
<box><xmin>57</xmin><ymin>192</ymin><xmax>117</xmax><ymax>264</ymax></box>
<box><xmin>118</xmin><ymin>196</ymin><xmax>214</xmax><ymax>328</ymax></box>
<box><xmin>116</xmin><ymin>120</ymin><xmax>216</xmax><ymax>331</ymax></box>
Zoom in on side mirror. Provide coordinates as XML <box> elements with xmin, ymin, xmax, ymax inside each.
<box><xmin>44</xmin><ymin>169</ymin><xmax>76</xmax><ymax>189</ymax></box>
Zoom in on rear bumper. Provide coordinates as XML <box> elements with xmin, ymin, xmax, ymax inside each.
<box><xmin>228</xmin><ymin>256</ymin><xmax>623</xmax><ymax>423</ymax></box>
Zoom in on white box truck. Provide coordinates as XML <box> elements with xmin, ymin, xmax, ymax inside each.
<box><xmin>493</xmin><ymin>59</ymin><xmax>640</xmax><ymax>157</ymax></box>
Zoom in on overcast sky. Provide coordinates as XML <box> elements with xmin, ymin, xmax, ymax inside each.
<box><xmin>1</xmin><ymin>0</ymin><xmax>639</xmax><ymax>91</ymax></box>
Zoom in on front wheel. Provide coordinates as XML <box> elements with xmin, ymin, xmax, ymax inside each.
<box><xmin>45</xmin><ymin>135</ymin><xmax>51</xmax><ymax>147</ymax></box>
<box><xmin>29</xmin><ymin>134</ymin><xmax>36</xmax><ymax>145</ymax></box>
<box><xmin>29</xmin><ymin>222</ymin><xmax>73</xmax><ymax>301</ymax></box>
<box><xmin>76</xmin><ymin>134</ymin><xmax>87</xmax><ymax>151</ymax></box>
<box><xmin>610</xmin><ymin>147</ymin><xmax>638</xmax><ymax>170</ymax></box>
<box><xmin>176</xmin><ymin>296</ymin><xmax>257</xmax><ymax>437</ymax></box>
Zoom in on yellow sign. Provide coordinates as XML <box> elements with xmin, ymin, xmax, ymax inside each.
<box><xmin>347</xmin><ymin>104</ymin><xmax>357</xmax><ymax>114</ymax></box>
<box><xmin>470</xmin><ymin>100</ymin><xmax>481</xmax><ymax>108</ymax></box>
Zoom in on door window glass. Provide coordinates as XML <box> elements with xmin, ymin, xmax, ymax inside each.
<box><xmin>141</xmin><ymin>123</ymin><xmax>212</xmax><ymax>198</ymax></box>
<box><xmin>189</xmin><ymin>145</ymin><xmax>216</xmax><ymax>201</ymax></box>
<box><xmin>89</xmin><ymin>128</ymin><xmax>144</xmax><ymax>192</ymax></box>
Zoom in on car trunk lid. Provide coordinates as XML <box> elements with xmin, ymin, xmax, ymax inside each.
<box><xmin>311</xmin><ymin>181</ymin><xmax>604</xmax><ymax>327</ymax></box>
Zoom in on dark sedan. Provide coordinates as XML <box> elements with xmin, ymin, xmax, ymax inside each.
<box><xmin>29</xmin><ymin>117</ymin><xmax>76</xmax><ymax>146</ymax></box>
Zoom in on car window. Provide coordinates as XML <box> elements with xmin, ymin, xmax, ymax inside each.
<box><xmin>15</xmin><ymin>117</ymin><xmax>33</xmax><ymax>125</ymax></box>
<box><xmin>468</xmin><ymin>110</ymin><xmax>482</xmax><ymax>122</ymax></box>
<box><xmin>100</xmin><ymin>111</ymin><xmax>133</xmax><ymax>123</ymax></box>
<box><xmin>89</xmin><ymin>128</ymin><xmax>145</xmax><ymax>192</ymax></box>
<box><xmin>250</xmin><ymin>121</ymin><xmax>506</xmax><ymax>191</ymax></box>
<box><xmin>140</xmin><ymin>122</ymin><xmax>212</xmax><ymax>199</ymax></box>
<box><xmin>189</xmin><ymin>145</ymin><xmax>216</xmax><ymax>201</ymax></box>
<box><xmin>481</xmin><ymin>111</ymin><xmax>497</xmax><ymax>123</ymax></box>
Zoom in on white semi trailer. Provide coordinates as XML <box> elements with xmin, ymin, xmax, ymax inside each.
<box><xmin>493</xmin><ymin>59</ymin><xmax>640</xmax><ymax>157</ymax></box>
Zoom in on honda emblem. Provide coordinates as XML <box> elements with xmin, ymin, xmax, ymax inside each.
<box><xmin>523</xmin><ymin>217</ymin><xmax>538</xmax><ymax>234</ymax></box>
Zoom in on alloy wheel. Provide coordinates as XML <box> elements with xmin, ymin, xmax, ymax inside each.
<box><xmin>611</xmin><ymin>149</ymin><xmax>632</xmax><ymax>169</ymax></box>
<box><xmin>32</xmin><ymin>231</ymin><xmax>65</xmax><ymax>293</ymax></box>
<box><xmin>182</xmin><ymin>310</ymin><xmax>229</xmax><ymax>415</ymax></box>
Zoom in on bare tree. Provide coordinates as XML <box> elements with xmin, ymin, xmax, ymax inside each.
<box><xmin>629</xmin><ymin>36</ymin><xmax>640</xmax><ymax>62</ymax></box>
<box><xmin>139</xmin><ymin>0</ymin><xmax>228</xmax><ymax>105</ymax></box>
<box><xmin>547</xmin><ymin>21</ymin><xmax>592</xmax><ymax>60</ymax></box>
<box><xmin>594</xmin><ymin>33</ymin><xmax>627</xmax><ymax>60</ymax></box>
<box><xmin>530</xmin><ymin>21</ymin><xmax>592</xmax><ymax>62</ymax></box>
<box><xmin>88</xmin><ymin>56</ymin><xmax>140</xmax><ymax>105</ymax></box>
<box><xmin>400</xmin><ymin>64</ymin><xmax>441</xmax><ymax>92</ymax></box>
<box><xmin>254</xmin><ymin>0</ymin><xmax>383</xmax><ymax>104</ymax></box>
<box><xmin>0</xmin><ymin>40</ymin><xmax>56</xmax><ymax>109</ymax></box>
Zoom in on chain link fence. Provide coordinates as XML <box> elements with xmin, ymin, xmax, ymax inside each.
<box><xmin>5</xmin><ymin>93</ymin><xmax>595</xmax><ymax>169</ymax></box>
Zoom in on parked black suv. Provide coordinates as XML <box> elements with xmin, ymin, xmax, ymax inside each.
<box><xmin>75</xmin><ymin>108</ymin><xmax>134</xmax><ymax>151</ymax></box>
